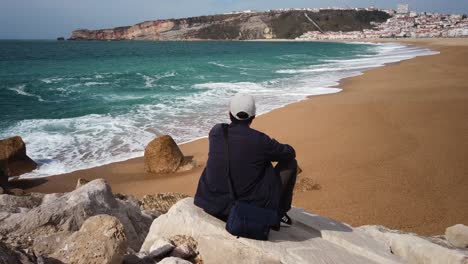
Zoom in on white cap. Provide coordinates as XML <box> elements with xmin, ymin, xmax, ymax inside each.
<box><xmin>229</xmin><ymin>93</ymin><xmax>256</xmax><ymax>120</ymax></box>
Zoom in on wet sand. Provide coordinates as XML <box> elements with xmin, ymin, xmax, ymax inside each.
<box><xmin>17</xmin><ymin>38</ymin><xmax>468</xmax><ymax>236</ymax></box>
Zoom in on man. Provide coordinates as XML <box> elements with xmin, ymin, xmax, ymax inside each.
<box><xmin>194</xmin><ymin>93</ymin><xmax>298</xmax><ymax>229</ymax></box>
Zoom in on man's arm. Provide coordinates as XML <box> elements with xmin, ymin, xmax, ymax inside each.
<box><xmin>262</xmin><ymin>134</ymin><xmax>296</xmax><ymax>162</ymax></box>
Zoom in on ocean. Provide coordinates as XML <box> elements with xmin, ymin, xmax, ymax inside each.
<box><xmin>0</xmin><ymin>40</ymin><xmax>437</xmax><ymax>177</ymax></box>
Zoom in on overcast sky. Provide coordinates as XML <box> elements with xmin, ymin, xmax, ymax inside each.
<box><xmin>1</xmin><ymin>0</ymin><xmax>467</xmax><ymax>39</ymax></box>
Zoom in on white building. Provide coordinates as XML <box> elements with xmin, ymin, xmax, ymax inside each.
<box><xmin>397</xmin><ymin>4</ymin><xmax>409</xmax><ymax>14</ymax></box>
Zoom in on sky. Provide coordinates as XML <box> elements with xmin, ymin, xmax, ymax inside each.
<box><xmin>0</xmin><ymin>0</ymin><xmax>467</xmax><ymax>39</ymax></box>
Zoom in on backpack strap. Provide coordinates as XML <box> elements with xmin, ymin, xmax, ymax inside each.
<box><xmin>222</xmin><ymin>124</ymin><xmax>237</xmax><ymax>200</ymax></box>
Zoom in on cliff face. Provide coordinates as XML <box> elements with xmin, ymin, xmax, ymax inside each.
<box><xmin>70</xmin><ymin>10</ymin><xmax>390</xmax><ymax>41</ymax></box>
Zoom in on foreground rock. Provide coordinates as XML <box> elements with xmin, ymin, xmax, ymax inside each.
<box><xmin>0</xmin><ymin>136</ymin><xmax>37</xmax><ymax>184</ymax></box>
<box><xmin>144</xmin><ymin>135</ymin><xmax>186</xmax><ymax>174</ymax></box>
<box><xmin>0</xmin><ymin>179</ymin><xmax>152</xmax><ymax>252</ymax></box>
<box><xmin>359</xmin><ymin>225</ymin><xmax>468</xmax><ymax>264</ymax></box>
<box><xmin>446</xmin><ymin>224</ymin><xmax>468</xmax><ymax>248</ymax></box>
<box><xmin>141</xmin><ymin>198</ymin><xmax>404</xmax><ymax>264</ymax></box>
<box><xmin>50</xmin><ymin>215</ymin><xmax>127</xmax><ymax>264</ymax></box>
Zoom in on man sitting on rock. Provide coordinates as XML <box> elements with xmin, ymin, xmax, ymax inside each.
<box><xmin>194</xmin><ymin>93</ymin><xmax>298</xmax><ymax>230</ymax></box>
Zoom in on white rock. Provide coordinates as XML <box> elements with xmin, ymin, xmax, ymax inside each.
<box><xmin>148</xmin><ymin>238</ymin><xmax>174</xmax><ymax>258</ymax></box>
<box><xmin>141</xmin><ymin>198</ymin><xmax>402</xmax><ymax>264</ymax></box>
<box><xmin>158</xmin><ymin>257</ymin><xmax>192</xmax><ymax>264</ymax></box>
<box><xmin>0</xmin><ymin>179</ymin><xmax>152</xmax><ymax>251</ymax></box>
<box><xmin>359</xmin><ymin>225</ymin><xmax>468</xmax><ymax>264</ymax></box>
<box><xmin>446</xmin><ymin>224</ymin><xmax>468</xmax><ymax>248</ymax></box>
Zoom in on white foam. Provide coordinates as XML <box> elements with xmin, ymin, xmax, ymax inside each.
<box><xmin>8</xmin><ymin>85</ymin><xmax>45</xmax><ymax>102</ymax></box>
<box><xmin>138</xmin><ymin>71</ymin><xmax>177</xmax><ymax>88</ymax></box>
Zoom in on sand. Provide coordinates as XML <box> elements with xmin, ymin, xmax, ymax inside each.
<box><xmin>14</xmin><ymin>38</ymin><xmax>468</xmax><ymax>236</ymax></box>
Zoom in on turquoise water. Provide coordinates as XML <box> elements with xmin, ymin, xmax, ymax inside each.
<box><xmin>0</xmin><ymin>40</ymin><xmax>436</xmax><ymax>177</ymax></box>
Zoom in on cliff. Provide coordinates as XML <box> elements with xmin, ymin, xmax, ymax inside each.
<box><xmin>69</xmin><ymin>10</ymin><xmax>391</xmax><ymax>41</ymax></box>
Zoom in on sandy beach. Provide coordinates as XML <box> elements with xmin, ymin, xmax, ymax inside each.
<box><xmin>15</xmin><ymin>38</ymin><xmax>468</xmax><ymax>236</ymax></box>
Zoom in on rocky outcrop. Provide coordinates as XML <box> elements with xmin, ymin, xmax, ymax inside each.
<box><xmin>140</xmin><ymin>198</ymin><xmax>403</xmax><ymax>264</ymax></box>
<box><xmin>446</xmin><ymin>224</ymin><xmax>468</xmax><ymax>248</ymax></box>
<box><xmin>0</xmin><ymin>179</ymin><xmax>152</xmax><ymax>252</ymax></box>
<box><xmin>50</xmin><ymin>215</ymin><xmax>127</xmax><ymax>264</ymax></box>
<box><xmin>359</xmin><ymin>225</ymin><xmax>468</xmax><ymax>264</ymax></box>
<box><xmin>144</xmin><ymin>135</ymin><xmax>195</xmax><ymax>174</ymax></box>
<box><xmin>0</xmin><ymin>136</ymin><xmax>37</xmax><ymax>183</ymax></box>
<box><xmin>70</xmin><ymin>10</ymin><xmax>390</xmax><ymax>41</ymax></box>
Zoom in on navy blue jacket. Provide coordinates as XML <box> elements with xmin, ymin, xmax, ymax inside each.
<box><xmin>194</xmin><ymin>123</ymin><xmax>296</xmax><ymax>218</ymax></box>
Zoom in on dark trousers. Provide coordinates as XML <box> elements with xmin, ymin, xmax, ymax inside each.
<box><xmin>275</xmin><ymin>159</ymin><xmax>298</xmax><ymax>217</ymax></box>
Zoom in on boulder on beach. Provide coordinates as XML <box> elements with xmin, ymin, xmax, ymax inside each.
<box><xmin>0</xmin><ymin>136</ymin><xmax>37</xmax><ymax>183</ymax></box>
<box><xmin>446</xmin><ymin>224</ymin><xmax>468</xmax><ymax>248</ymax></box>
<box><xmin>50</xmin><ymin>214</ymin><xmax>127</xmax><ymax>264</ymax></box>
<box><xmin>144</xmin><ymin>135</ymin><xmax>195</xmax><ymax>174</ymax></box>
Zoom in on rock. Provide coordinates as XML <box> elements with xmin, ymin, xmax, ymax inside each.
<box><xmin>75</xmin><ymin>178</ymin><xmax>90</xmax><ymax>189</ymax></box>
<box><xmin>0</xmin><ymin>136</ymin><xmax>37</xmax><ymax>178</ymax></box>
<box><xmin>0</xmin><ymin>241</ymin><xmax>35</xmax><ymax>264</ymax></box>
<box><xmin>50</xmin><ymin>215</ymin><xmax>127</xmax><ymax>264</ymax></box>
<box><xmin>294</xmin><ymin>177</ymin><xmax>321</xmax><ymax>193</ymax></box>
<box><xmin>158</xmin><ymin>257</ymin><xmax>192</xmax><ymax>264</ymax></box>
<box><xmin>176</xmin><ymin>158</ymin><xmax>196</xmax><ymax>172</ymax></box>
<box><xmin>148</xmin><ymin>238</ymin><xmax>174</xmax><ymax>258</ymax></box>
<box><xmin>0</xmin><ymin>192</ymin><xmax>44</xmax><ymax>213</ymax></box>
<box><xmin>0</xmin><ymin>186</ymin><xmax>3</xmax><ymax>195</ymax></box>
<box><xmin>0</xmin><ymin>179</ymin><xmax>152</xmax><ymax>251</ymax></box>
<box><xmin>141</xmin><ymin>193</ymin><xmax>190</xmax><ymax>214</ymax></box>
<box><xmin>359</xmin><ymin>225</ymin><xmax>468</xmax><ymax>264</ymax></box>
<box><xmin>170</xmin><ymin>244</ymin><xmax>196</xmax><ymax>260</ymax></box>
<box><xmin>8</xmin><ymin>188</ymin><xmax>26</xmax><ymax>196</ymax></box>
<box><xmin>141</xmin><ymin>198</ymin><xmax>402</xmax><ymax>264</ymax></box>
<box><xmin>32</xmin><ymin>231</ymin><xmax>71</xmax><ymax>256</ymax></box>
<box><xmin>140</xmin><ymin>192</ymin><xmax>189</xmax><ymax>214</ymax></box>
<box><xmin>446</xmin><ymin>224</ymin><xmax>468</xmax><ymax>248</ymax></box>
<box><xmin>169</xmin><ymin>235</ymin><xmax>198</xmax><ymax>259</ymax></box>
<box><xmin>144</xmin><ymin>135</ymin><xmax>184</xmax><ymax>174</ymax></box>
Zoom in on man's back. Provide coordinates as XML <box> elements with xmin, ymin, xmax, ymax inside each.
<box><xmin>194</xmin><ymin>122</ymin><xmax>295</xmax><ymax>218</ymax></box>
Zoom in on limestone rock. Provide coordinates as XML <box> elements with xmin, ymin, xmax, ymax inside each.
<box><xmin>359</xmin><ymin>225</ymin><xmax>468</xmax><ymax>264</ymax></box>
<box><xmin>76</xmin><ymin>178</ymin><xmax>90</xmax><ymax>189</ymax></box>
<box><xmin>50</xmin><ymin>215</ymin><xmax>127</xmax><ymax>264</ymax></box>
<box><xmin>158</xmin><ymin>257</ymin><xmax>192</xmax><ymax>264</ymax></box>
<box><xmin>0</xmin><ymin>242</ymin><xmax>35</xmax><ymax>264</ymax></box>
<box><xmin>141</xmin><ymin>198</ymin><xmax>402</xmax><ymax>264</ymax></box>
<box><xmin>0</xmin><ymin>136</ymin><xmax>37</xmax><ymax>178</ymax></box>
<box><xmin>169</xmin><ymin>235</ymin><xmax>198</xmax><ymax>259</ymax></box>
<box><xmin>144</xmin><ymin>135</ymin><xmax>184</xmax><ymax>174</ymax></box>
<box><xmin>446</xmin><ymin>224</ymin><xmax>468</xmax><ymax>248</ymax></box>
<box><xmin>148</xmin><ymin>238</ymin><xmax>174</xmax><ymax>258</ymax></box>
<box><xmin>32</xmin><ymin>231</ymin><xmax>71</xmax><ymax>257</ymax></box>
<box><xmin>0</xmin><ymin>192</ymin><xmax>44</xmax><ymax>213</ymax></box>
<box><xmin>0</xmin><ymin>179</ymin><xmax>152</xmax><ymax>251</ymax></box>
<box><xmin>141</xmin><ymin>193</ymin><xmax>190</xmax><ymax>214</ymax></box>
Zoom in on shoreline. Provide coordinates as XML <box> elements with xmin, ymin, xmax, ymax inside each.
<box><xmin>13</xmin><ymin>38</ymin><xmax>468</xmax><ymax>236</ymax></box>
<box><xmin>18</xmin><ymin>40</ymin><xmax>433</xmax><ymax>178</ymax></box>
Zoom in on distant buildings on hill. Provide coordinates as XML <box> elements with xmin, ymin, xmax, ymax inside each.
<box><xmin>296</xmin><ymin>4</ymin><xmax>468</xmax><ymax>40</ymax></box>
<box><xmin>223</xmin><ymin>4</ymin><xmax>468</xmax><ymax>40</ymax></box>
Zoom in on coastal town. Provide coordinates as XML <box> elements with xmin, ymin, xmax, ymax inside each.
<box><xmin>296</xmin><ymin>4</ymin><xmax>468</xmax><ymax>40</ymax></box>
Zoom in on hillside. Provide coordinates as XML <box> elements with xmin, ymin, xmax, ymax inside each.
<box><xmin>69</xmin><ymin>10</ymin><xmax>390</xmax><ymax>41</ymax></box>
